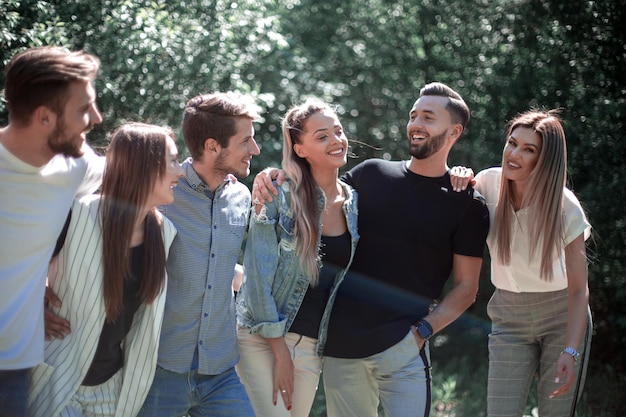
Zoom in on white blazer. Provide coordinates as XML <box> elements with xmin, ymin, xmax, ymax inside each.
<box><xmin>28</xmin><ymin>195</ymin><xmax>177</xmax><ymax>417</ymax></box>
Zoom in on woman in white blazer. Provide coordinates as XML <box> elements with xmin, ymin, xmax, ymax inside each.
<box><xmin>28</xmin><ymin>123</ymin><xmax>184</xmax><ymax>417</ymax></box>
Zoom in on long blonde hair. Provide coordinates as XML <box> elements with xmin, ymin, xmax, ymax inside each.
<box><xmin>493</xmin><ymin>109</ymin><xmax>566</xmax><ymax>281</ymax></box>
<box><xmin>281</xmin><ymin>98</ymin><xmax>336</xmax><ymax>285</ymax></box>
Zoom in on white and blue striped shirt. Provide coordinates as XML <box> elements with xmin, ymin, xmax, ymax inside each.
<box><xmin>28</xmin><ymin>195</ymin><xmax>177</xmax><ymax>417</ymax></box>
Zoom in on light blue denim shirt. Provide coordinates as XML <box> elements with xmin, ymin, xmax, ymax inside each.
<box><xmin>236</xmin><ymin>179</ymin><xmax>359</xmax><ymax>357</ymax></box>
<box><xmin>158</xmin><ymin>158</ymin><xmax>250</xmax><ymax>375</ymax></box>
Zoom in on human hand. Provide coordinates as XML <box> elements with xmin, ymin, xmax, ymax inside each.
<box><xmin>410</xmin><ymin>325</ymin><xmax>426</xmax><ymax>351</ymax></box>
<box><xmin>232</xmin><ymin>263</ymin><xmax>243</xmax><ymax>294</ymax></box>
<box><xmin>252</xmin><ymin>168</ymin><xmax>285</xmax><ymax>205</ymax></box>
<box><xmin>449</xmin><ymin>166</ymin><xmax>475</xmax><ymax>192</ymax></box>
<box><xmin>272</xmin><ymin>344</ymin><xmax>294</xmax><ymax>411</ymax></box>
<box><xmin>549</xmin><ymin>353</ymin><xmax>576</xmax><ymax>398</ymax></box>
<box><xmin>44</xmin><ymin>286</ymin><xmax>70</xmax><ymax>340</ymax></box>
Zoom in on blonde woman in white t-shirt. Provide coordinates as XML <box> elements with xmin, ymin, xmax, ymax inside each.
<box><xmin>451</xmin><ymin>109</ymin><xmax>591</xmax><ymax>417</ymax></box>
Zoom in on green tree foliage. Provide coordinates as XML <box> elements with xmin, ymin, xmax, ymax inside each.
<box><xmin>1</xmin><ymin>0</ymin><xmax>288</xmax><ymax>152</ymax></box>
<box><xmin>90</xmin><ymin>0</ymin><xmax>289</xmax><ymax>150</ymax></box>
<box><xmin>1</xmin><ymin>0</ymin><xmax>624</xmax><ymax>414</ymax></box>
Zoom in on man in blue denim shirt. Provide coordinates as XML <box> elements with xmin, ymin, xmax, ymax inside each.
<box><xmin>138</xmin><ymin>92</ymin><xmax>260</xmax><ymax>417</ymax></box>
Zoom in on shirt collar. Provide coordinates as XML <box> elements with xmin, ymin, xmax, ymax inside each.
<box><xmin>181</xmin><ymin>158</ymin><xmax>239</xmax><ymax>192</ymax></box>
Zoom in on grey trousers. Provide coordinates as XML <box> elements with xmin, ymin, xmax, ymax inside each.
<box><xmin>487</xmin><ymin>288</ymin><xmax>592</xmax><ymax>417</ymax></box>
<box><xmin>323</xmin><ymin>330</ymin><xmax>431</xmax><ymax>417</ymax></box>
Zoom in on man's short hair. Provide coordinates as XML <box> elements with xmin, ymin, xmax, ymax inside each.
<box><xmin>419</xmin><ymin>82</ymin><xmax>470</xmax><ymax>129</ymax></box>
<box><xmin>182</xmin><ymin>92</ymin><xmax>259</xmax><ymax>160</ymax></box>
<box><xmin>4</xmin><ymin>46</ymin><xmax>100</xmax><ymax>126</ymax></box>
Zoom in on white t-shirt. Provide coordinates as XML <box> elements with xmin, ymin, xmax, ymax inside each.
<box><xmin>475</xmin><ymin>167</ymin><xmax>591</xmax><ymax>293</ymax></box>
<box><xmin>0</xmin><ymin>142</ymin><xmax>103</xmax><ymax>369</ymax></box>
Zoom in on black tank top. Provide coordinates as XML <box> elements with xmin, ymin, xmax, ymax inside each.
<box><xmin>289</xmin><ymin>231</ymin><xmax>351</xmax><ymax>338</ymax></box>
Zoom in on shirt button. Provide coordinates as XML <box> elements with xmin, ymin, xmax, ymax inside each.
<box><xmin>204</xmin><ymin>312</ymin><xmax>208</xmax><ymax>317</ymax></box>
<box><xmin>211</xmin><ymin>253</ymin><xmax>215</xmax><ymax>258</ymax></box>
<box><xmin>208</xmin><ymin>285</ymin><xmax>212</xmax><ymax>289</ymax></box>
<box><xmin>199</xmin><ymin>340</ymin><xmax>203</xmax><ymax>345</ymax></box>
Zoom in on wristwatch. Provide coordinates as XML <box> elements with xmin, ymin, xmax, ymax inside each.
<box><xmin>561</xmin><ymin>346</ymin><xmax>580</xmax><ymax>362</ymax></box>
<box><xmin>415</xmin><ymin>319</ymin><xmax>433</xmax><ymax>341</ymax></box>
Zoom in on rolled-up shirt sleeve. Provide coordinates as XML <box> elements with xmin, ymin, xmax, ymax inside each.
<box><xmin>242</xmin><ymin>193</ymin><xmax>288</xmax><ymax>338</ymax></box>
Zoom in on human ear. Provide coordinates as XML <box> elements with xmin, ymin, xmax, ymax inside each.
<box><xmin>203</xmin><ymin>138</ymin><xmax>220</xmax><ymax>154</ymax></box>
<box><xmin>450</xmin><ymin>124</ymin><xmax>463</xmax><ymax>140</ymax></box>
<box><xmin>293</xmin><ymin>143</ymin><xmax>306</xmax><ymax>158</ymax></box>
<box><xmin>34</xmin><ymin>106</ymin><xmax>57</xmax><ymax>128</ymax></box>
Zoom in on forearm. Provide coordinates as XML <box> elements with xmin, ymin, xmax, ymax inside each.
<box><xmin>242</xmin><ymin>203</ymin><xmax>283</xmax><ymax>331</ymax></box>
<box><xmin>565</xmin><ymin>285</ymin><xmax>589</xmax><ymax>349</ymax></box>
<box><xmin>266</xmin><ymin>336</ymin><xmax>290</xmax><ymax>359</ymax></box>
<box><xmin>421</xmin><ymin>254</ymin><xmax>481</xmax><ymax>334</ymax></box>
<box><xmin>422</xmin><ymin>279</ymin><xmax>477</xmax><ymax>334</ymax></box>
<box><xmin>563</xmin><ymin>233</ymin><xmax>590</xmax><ymax>350</ymax></box>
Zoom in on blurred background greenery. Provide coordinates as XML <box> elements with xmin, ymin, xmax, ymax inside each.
<box><xmin>1</xmin><ymin>0</ymin><xmax>624</xmax><ymax>415</ymax></box>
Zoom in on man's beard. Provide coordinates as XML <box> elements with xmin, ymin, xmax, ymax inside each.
<box><xmin>47</xmin><ymin>117</ymin><xmax>85</xmax><ymax>158</ymax></box>
<box><xmin>215</xmin><ymin>148</ymin><xmax>249</xmax><ymax>179</ymax></box>
<box><xmin>408</xmin><ymin>129</ymin><xmax>447</xmax><ymax>160</ymax></box>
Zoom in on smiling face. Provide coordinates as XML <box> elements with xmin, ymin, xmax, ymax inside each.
<box><xmin>48</xmin><ymin>80</ymin><xmax>102</xmax><ymax>158</ymax></box>
<box><xmin>502</xmin><ymin>126</ymin><xmax>542</xmax><ymax>185</ymax></box>
<box><xmin>214</xmin><ymin>117</ymin><xmax>260</xmax><ymax>179</ymax></box>
<box><xmin>406</xmin><ymin>95</ymin><xmax>454</xmax><ymax>160</ymax></box>
<box><xmin>146</xmin><ymin>135</ymin><xmax>184</xmax><ymax>208</ymax></box>
<box><xmin>292</xmin><ymin>109</ymin><xmax>348</xmax><ymax>170</ymax></box>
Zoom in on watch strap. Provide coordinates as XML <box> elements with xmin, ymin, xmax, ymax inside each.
<box><xmin>561</xmin><ymin>346</ymin><xmax>580</xmax><ymax>362</ymax></box>
<box><xmin>415</xmin><ymin>319</ymin><xmax>433</xmax><ymax>340</ymax></box>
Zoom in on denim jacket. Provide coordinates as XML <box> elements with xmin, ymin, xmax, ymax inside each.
<box><xmin>236</xmin><ymin>179</ymin><xmax>359</xmax><ymax>357</ymax></box>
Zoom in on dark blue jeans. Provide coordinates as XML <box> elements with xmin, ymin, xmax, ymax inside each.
<box><xmin>0</xmin><ymin>368</ymin><xmax>29</xmax><ymax>417</ymax></box>
<box><xmin>138</xmin><ymin>366</ymin><xmax>255</xmax><ymax>417</ymax></box>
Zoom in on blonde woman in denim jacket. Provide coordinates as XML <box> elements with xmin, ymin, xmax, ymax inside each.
<box><xmin>236</xmin><ymin>99</ymin><xmax>359</xmax><ymax>417</ymax></box>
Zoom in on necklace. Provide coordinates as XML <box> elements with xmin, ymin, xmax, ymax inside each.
<box><xmin>323</xmin><ymin>184</ymin><xmax>343</xmax><ymax>214</ymax></box>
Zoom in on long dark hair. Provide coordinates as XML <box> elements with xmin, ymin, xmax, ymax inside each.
<box><xmin>99</xmin><ymin>122</ymin><xmax>171</xmax><ymax>321</ymax></box>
